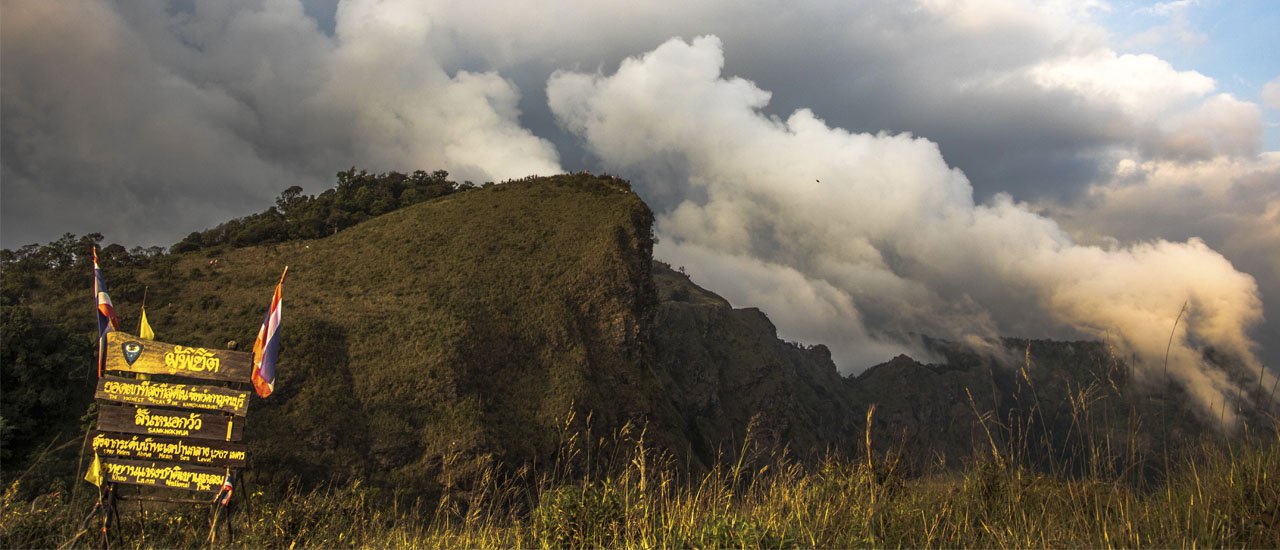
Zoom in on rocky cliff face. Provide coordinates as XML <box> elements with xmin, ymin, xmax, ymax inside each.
<box><xmin>651</xmin><ymin>262</ymin><xmax>856</xmax><ymax>465</ymax></box>
<box><xmin>650</xmin><ymin>262</ymin><xmax>1232</xmax><ymax>475</ymax></box>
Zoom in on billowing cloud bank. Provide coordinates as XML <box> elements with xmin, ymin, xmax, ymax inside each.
<box><xmin>549</xmin><ymin>36</ymin><xmax>1269</xmax><ymax>424</ymax></box>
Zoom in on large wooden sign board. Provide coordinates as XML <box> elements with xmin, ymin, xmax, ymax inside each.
<box><xmin>91</xmin><ymin>331</ymin><xmax>256</xmax><ymax>512</ymax></box>
<box><xmin>103</xmin><ymin>331</ymin><xmax>252</xmax><ymax>382</ymax></box>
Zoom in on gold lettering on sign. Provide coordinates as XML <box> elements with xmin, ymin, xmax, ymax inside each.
<box><xmin>91</xmin><ymin>433</ymin><xmax>246</xmax><ymax>464</ymax></box>
<box><xmin>163</xmin><ymin>346</ymin><xmax>221</xmax><ymax>374</ymax></box>
<box><xmin>104</xmin><ymin>462</ymin><xmax>223</xmax><ymax>491</ymax></box>
<box><xmin>100</xmin><ymin>379</ymin><xmax>247</xmax><ymax>411</ymax></box>
<box><xmin>132</xmin><ymin>408</ymin><xmax>204</xmax><ymax>436</ymax></box>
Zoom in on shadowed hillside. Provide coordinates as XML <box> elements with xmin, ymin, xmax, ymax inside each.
<box><xmin>152</xmin><ymin>174</ymin><xmax>685</xmax><ymax>495</ymax></box>
<box><xmin>652</xmin><ymin>262</ymin><xmax>857</xmax><ymax>464</ymax></box>
<box><xmin>3</xmin><ymin>173</ymin><xmax>1267</xmax><ymax>506</ymax></box>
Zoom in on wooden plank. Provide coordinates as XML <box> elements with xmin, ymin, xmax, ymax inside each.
<box><xmin>91</xmin><ymin>431</ymin><xmax>247</xmax><ymax>468</ymax></box>
<box><xmin>95</xmin><ymin>376</ymin><xmax>250</xmax><ymax>416</ymax></box>
<box><xmin>97</xmin><ymin>404</ymin><xmax>244</xmax><ymax>442</ymax></box>
<box><xmin>100</xmin><ymin>457</ymin><xmax>229</xmax><ymax>495</ymax></box>
<box><xmin>104</xmin><ymin>331</ymin><xmax>252</xmax><ymax>383</ymax></box>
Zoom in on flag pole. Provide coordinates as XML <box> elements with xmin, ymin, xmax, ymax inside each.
<box><xmin>138</xmin><ymin>285</ymin><xmax>152</xmax><ymax>380</ymax></box>
<box><xmin>93</xmin><ymin>246</ymin><xmax>103</xmax><ymax>378</ymax></box>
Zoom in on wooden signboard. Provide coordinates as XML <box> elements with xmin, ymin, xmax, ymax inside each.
<box><xmin>100</xmin><ymin>457</ymin><xmax>228</xmax><ymax>495</ymax></box>
<box><xmin>103</xmin><ymin>331</ymin><xmax>252</xmax><ymax>383</ymax></box>
<box><xmin>80</xmin><ymin>290</ymin><xmax>282</xmax><ymax>542</ymax></box>
<box><xmin>98</xmin><ymin>404</ymin><xmax>244</xmax><ymax>442</ymax></box>
<box><xmin>91</xmin><ymin>431</ymin><xmax>247</xmax><ymax>468</ymax></box>
<box><xmin>96</xmin><ymin>376</ymin><xmax>250</xmax><ymax>416</ymax></box>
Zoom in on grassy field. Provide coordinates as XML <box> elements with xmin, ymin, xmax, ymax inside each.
<box><xmin>4</xmin><ymin>410</ymin><xmax>1276</xmax><ymax>549</ymax></box>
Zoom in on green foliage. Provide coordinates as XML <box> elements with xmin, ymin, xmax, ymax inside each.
<box><xmin>0</xmin><ymin>295</ymin><xmax>93</xmax><ymax>471</ymax></box>
<box><xmin>0</xmin><ymin>233</ymin><xmax>105</xmax><ymax>295</ymax></box>
<box><xmin>0</xmin><ymin>165</ymin><xmax>469</xmax><ymax>491</ymax></box>
<box><xmin>248</xmin><ymin>317</ymin><xmax>375</xmax><ymax>493</ymax></box>
<box><xmin>0</xmin><ymin>232</ymin><xmax>153</xmax><ymax>492</ymax></box>
<box><xmin>531</xmin><ymin>484</ymin><xmax>625</xmax><ymax>547</ymax></box>
<box><xmin>171</xmin><ymin>168</ymin><xmax>471</xmax><ymax>253</ymax></box>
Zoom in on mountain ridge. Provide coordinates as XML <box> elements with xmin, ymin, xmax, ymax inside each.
<box><xmin>1</xmin><ymin>173</ymin><xmax>1251</xmax><ymax>500</ymax></box>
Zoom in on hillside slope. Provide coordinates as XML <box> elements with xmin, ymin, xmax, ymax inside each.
<box><xmin>13</xmin><ymin>174</ymin><xmax>857</xmax><ymax>496</ymax></box>
<box><xmin>4</xmin><ymin>173</ymin><xmax>1242</xmax><ymax>500</ymax></box>
<box><xmin>166</xmin><ymin>174</ymin><xmax>681</xmax><ymax>493</ymax></box>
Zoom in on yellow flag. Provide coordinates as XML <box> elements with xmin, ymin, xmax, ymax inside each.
<box><xmin>84</xmin><ymin>453</ymin><xmax>103</xmax><ymax>487</ymax></box>
<box><xmin>137</xmin><ymin>306</ymin><xmax>155</xmax><ymax>381</ymax></box>
<box><xmin>139</xmin><ymin>306</ymin><xmax>155</xmax><ymax>340</ymax></box>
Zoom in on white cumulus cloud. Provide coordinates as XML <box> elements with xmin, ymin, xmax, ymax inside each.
<box><xmin>1262</xmin><ymin>77</ymin><xmax>1280</xmax><ymax>110</ymax></box>
<box><xmin>549</xmin><ymin>36</ymin><xmax>1268</xmax><ymax>424</ymax></box>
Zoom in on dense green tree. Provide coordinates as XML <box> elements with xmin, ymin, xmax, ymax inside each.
<box><xmin>169</xmin><ymin>168</ymin><xmax>471</xmax><ymax>253</ymax></box>
<box><xmin>0</xmin><ymin>295</ymin><xmax>94</xmax><ymax>469</ymax></box>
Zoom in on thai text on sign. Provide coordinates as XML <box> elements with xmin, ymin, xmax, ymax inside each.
<box><xmin>97</xmin><ymin>404</ymin><xmax>243</xmax><ymax>441</ymax></box>
<box><xmin>91</xmin><ymin>431</ymin><xmax>247</xmax><ymax>467</ymax></box>
<box><xmin>95</xmin><ymin>376</ymin><xmax>249</xmax><ymax>415</ymax></box>
<box><xmin>100</xmin><ymin>457</ymin><xmax>227</xmax><ymax>495</ymax></box>
<box><xmin>103</xmin><ymin>331</ymin><xmax>252</xmax><ymax>383</ymax></box>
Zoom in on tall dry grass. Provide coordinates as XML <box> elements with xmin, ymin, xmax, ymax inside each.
<box><xmin>4</xmin><ymin>372</ymin><xmax>1278</xmax><ymax>548</ymax></box>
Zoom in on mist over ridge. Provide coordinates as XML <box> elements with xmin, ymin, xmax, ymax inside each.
<box><xmin>548</xmin><ymin>35</ymin><xmax>1270</xmax><ymax>425</ymax></box>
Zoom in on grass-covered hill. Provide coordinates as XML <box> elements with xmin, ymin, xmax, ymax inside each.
<box><xmin>3</xmin><ymin>172</ymin><xmax>1278</xmax><ymax>547</ymax></box>
<box><xmin>127</xmin><ymin>174</ymin><xmax>684</xmax><ymax>496</ymax></box>
<box><xmin>0</xmin><ymin>172</ymin><xmax>1265</xmax><ymax>505</ymax></box>
<box><xmin>9</xmin><ymin>172</ymin><xmax>845</xmax><ymax>497</ymax></box>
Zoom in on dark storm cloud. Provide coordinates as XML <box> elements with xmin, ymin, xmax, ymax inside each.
<box><xmin>1</xmin><ymin>0</ymin><xmax>304</xmax><ymax>247</ymax></box>
<box><xmin>424</xmin><ymin>0</ymin><xmax>1255</xmax><ymax>202</ymax></box>
<box><xmin>2</xmin><ymin>0</ymin><xmax>559</xmax><ymax>248</ymax></box>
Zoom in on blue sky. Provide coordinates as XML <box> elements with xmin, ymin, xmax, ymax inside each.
<box><xmin>1098</xmin><ymin>0</ymin><xmax>1280</xmax><ymax>148</ymax></box>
